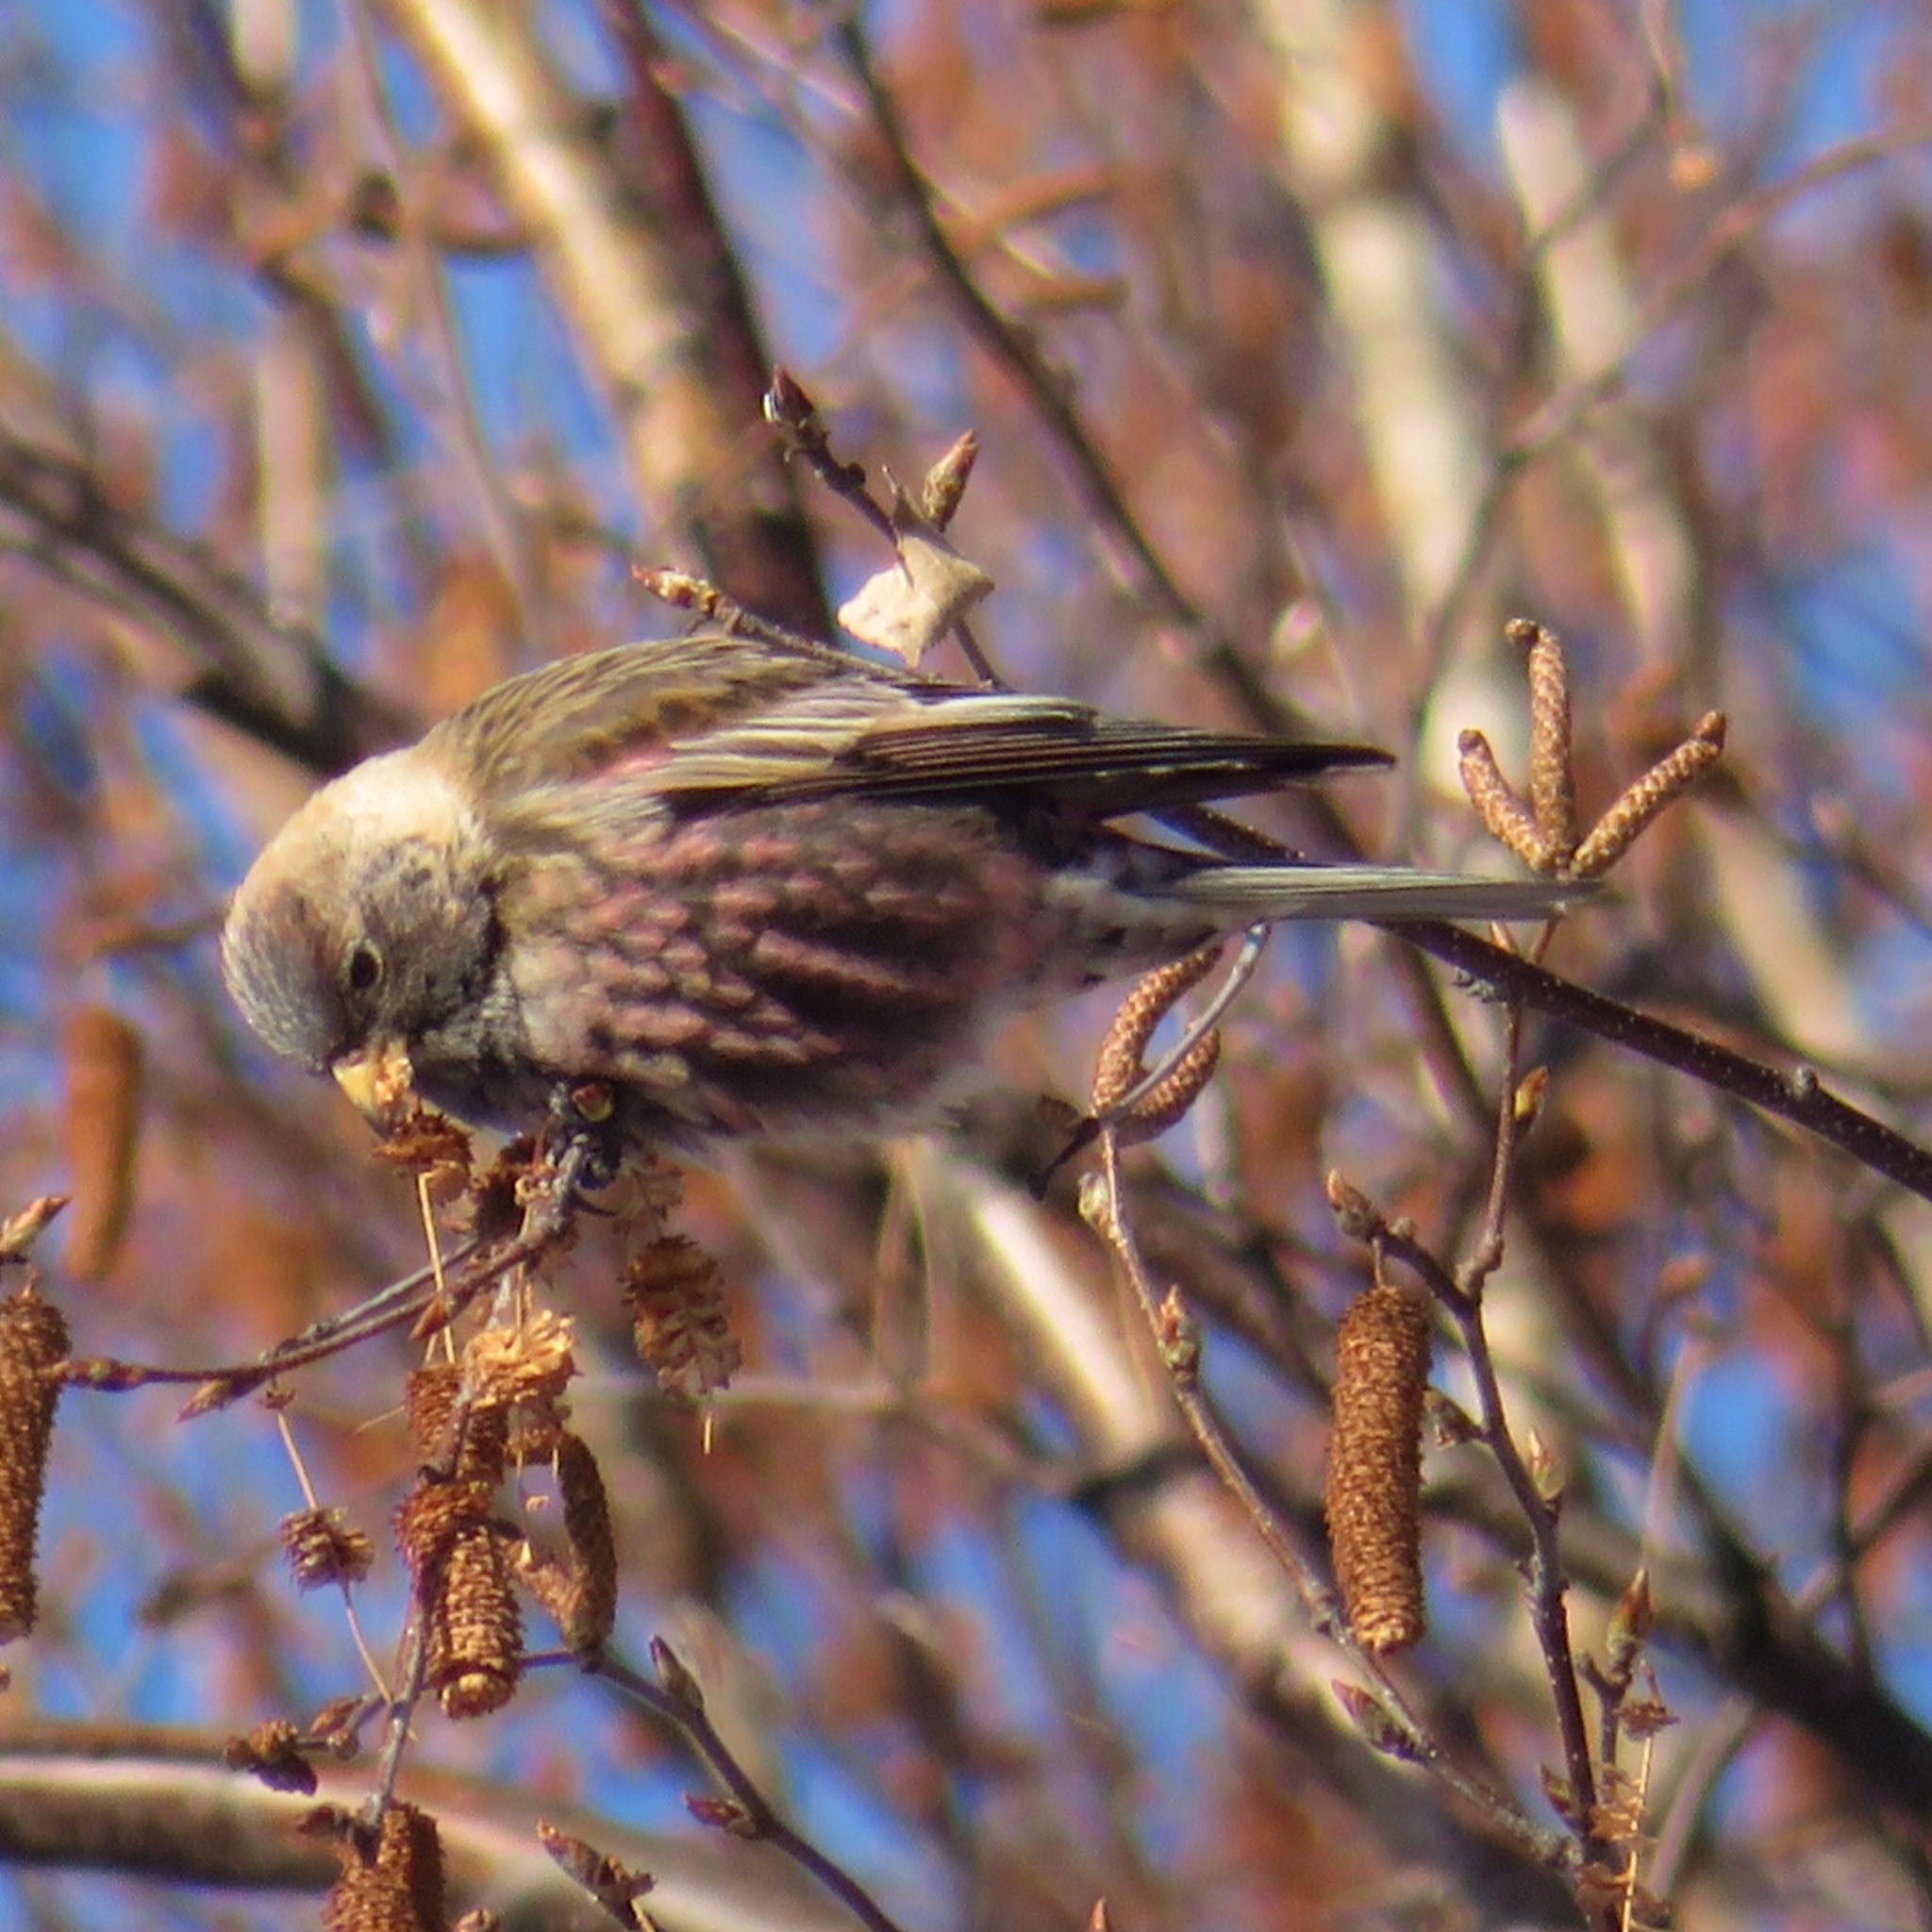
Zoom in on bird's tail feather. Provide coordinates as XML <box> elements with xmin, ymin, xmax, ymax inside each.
<box><xmin>1171</xmin><ymin>864</ymin><xmax>1588</xmax><ymax>924</ymax></box>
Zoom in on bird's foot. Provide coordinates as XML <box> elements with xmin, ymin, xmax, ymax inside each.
<box><xmin>540</xmin><ymin>1080</ymin><xmax>631</xmax><ymax>1202</ymax></box>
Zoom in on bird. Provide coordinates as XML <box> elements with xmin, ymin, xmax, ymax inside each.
<box><xmin>221</xmin><ymin>628</ymin><xmax>1581</xmax><ymax>1149</ymax></box>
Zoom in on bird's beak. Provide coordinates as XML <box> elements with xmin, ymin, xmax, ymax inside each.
<box><xmin>331</xmin><ymin>1037</ymin><xmax>416</xmax><ymax>1130</ymax></box>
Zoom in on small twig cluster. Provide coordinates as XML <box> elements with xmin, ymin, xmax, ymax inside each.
<box><xmin>0</xmin><ymin>1097</ymin><xmax>725</xmax><ymax>1925</ymax></box>
<box><xmin>0</xmin><ymin>1054</ymin><xmax>922</xmax><ymax>1932</ymax></box>
<box><xmin>763</xmin><ymin>366</ymin><xmax>1000</xmax><ymax>682</ymax></box>
<box><xmin>647</xmin><ymin>369</ymin><xmax>1000</xmax><ymax>685</ymax></box>
<box><xmin>575</xmin><ymin>1639</ymin><xmax>912</xmax><ymax>1932</ymax></box>
<box><xmin>1076</xmin><ymin>1096</ymin><xmax>1559</xmax><ymax>1872</ymax></box>
<box><xmin>1079</xmin><ymin>618</ymin><xmax>1717</xmax><ymax>1928</ymax></box>
<box><xmin>1458</xmin><ymin>616</ymin><xmax>1725</xmax><ymax>879</ymax></box>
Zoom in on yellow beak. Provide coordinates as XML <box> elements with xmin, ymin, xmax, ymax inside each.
<box><xmin>331</xmin><ymin>1038</ymin><xmax>416</xmax><ymax>1129</ymax></box>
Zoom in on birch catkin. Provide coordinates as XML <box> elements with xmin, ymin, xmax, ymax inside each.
<box><xmin>1325</xmin><ymin>1281</ymin><xmax>1432</xmax><ymax>1654</ymax></box>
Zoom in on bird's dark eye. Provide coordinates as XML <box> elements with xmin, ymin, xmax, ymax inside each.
<box><xmin>344</xmin><ymin>941</ymin><xmax>383</xmax><ymax>993</ymax></box>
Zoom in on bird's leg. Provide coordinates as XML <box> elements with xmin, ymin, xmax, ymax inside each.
<box><xmin>539</xmin><ymin>1080</ymin><xmax>631</xmax><ymax>1204</ymax></box>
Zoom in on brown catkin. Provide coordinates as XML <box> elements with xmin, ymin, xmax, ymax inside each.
<box><xmin>404</xmin><ymin>1364</ymin><xmax>460</xmax><ymax>1459</ymax></box>
<box><xmin>1457</xmin><ymin>728</ymin><xmax>1552</xmax><ymax>871</ymax></box>
<box><xmin>1325</xmin><ymin>1281</ymin><xmax>1432</xmax><ymax>1654</ymax></box>
<box><xmin>1572</xmin><ymin>711</ymin><xmax>1727</xmax><ymax>878</ymax></box>
<box><xmin>281</xmin><ymin>1507</ymin><xmax>375</xmax><ymax>1591</ymax></box>
<box><xmin>59</xmin><ymin>1007</ymin><xmax>143</xmax><ymax>1281</ymax></box>
<box><xmin>1520</xmin><ymin>618</ymin><xmax>1577</xmax><ymax>855</ymax></box>
<box><xmin>320</xmin><ymin>1802</ymin><xmax>447</xmax><ymax>1932</ymax></box>
<box><xmin>1091</xmin><ymin>944</ymin><xmax>1223</xmax><ymax>1112</ymax></box>
<box><xmin>0</xmin><ymin>1286</ymin><xmax>69</xmax><ymax>1641</ymax></box>
<box><xmin>1111</xmin><ymin>1029</ymin><xmax>1222</xmax><ymax>1147</ymax></box>
<box><xmin>552</xmin><ymin>1431</ymin><xmax>618</xmax><ymax>1650</ymax></box>
<box><xmin>623</xmin><ymin>1237</ymin><xmax>740</xmax><ymax>1397</ymax></box>
<box><xmin>394</xmin><ymin>1478</ymin><xmax>522</xmax><ymax>1719</ymax></box>
<box><xmin>462</xmin><ymin>1310</ymin><xmax>575</xmax><ymax>1413</ymax></box>
<box><xmin>404</xmin><ymin>1363</ymin><xmax>508</xmax><ymax>1484</ymax></box>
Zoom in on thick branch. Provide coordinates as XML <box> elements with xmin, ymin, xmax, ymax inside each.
<box><xmin>377</xmin><ymin>0</ymin><xmax>829</xmax><ymax>633</ymax></box>
<box><xmin>0</xmin><ymin>427</ymin><xmax>406</xmax><ymax>774</ymax></box>
<box><xmin>1392</xmin><ymin>920</ymin><xmax>1932</xmax><ymax>1207</ymax></box>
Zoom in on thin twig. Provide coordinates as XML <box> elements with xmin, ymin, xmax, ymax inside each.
<box><xmin>1374</xmin><ymin>1002</ymin><xmax>1604</xmax><ymax>1856</ymax></box>
<box><xmin>63</xmin><ymin>1132</ymin><xmax>602</xmax><ymax>1409</ymax></box>
<box><xmin>1415</xmin><ymin>122</ymin><xmax>1932</xmax><ymax>711</ymax></box>
<box><xmin>343</xmin><ymin>0</ymin><xmax>557</xmax><ymax>655</ymax></box>
<box><xmin>1389</xmin><ymin>919</ymin><xmax>1932</xmax><ymax>1207</ymax></box>
<box><xmin>1169</xmin><ymin>775</ymin><xmax>1932</xmax><ymax>1208</ymax></box>
<box><xmin>363</xmin><ymin>1612</ymin><xmax>433</xmax><ymax>1827</ymax></box>
<box><xmin>835</xmin><ymin>17</ymin><xmax>1202</xmax><ymax>643</ymax></box>
<box><xmin>590</xmin><ymin>1644</ymin><xmax>913</xmax><ymax>1932</ymax></box>
<box><xmin>273</xmin><ymin>1408</ymin><xmax>391</xmax><ymax>1699</ymax></box>
<box><xmin>58</xmin><ymin>1241</ymin><xmax>476</xmax><ymax>1399</ymax></box>
<box><xmin>1088</xmin><ymin>1128</ymin><xmax>1566</xmax><ymax>1871</ymax></box>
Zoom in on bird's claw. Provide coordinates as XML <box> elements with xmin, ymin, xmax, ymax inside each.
<box><xmin>542</xmin><ymin>1081</ymin><xmax>629</xmax><ymax>1198</ymax></box>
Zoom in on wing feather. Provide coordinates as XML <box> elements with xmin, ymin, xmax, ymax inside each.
<box><xmin>432</xmin><ymin>629</ymin><xmax>1392</xmax><ymax>827</ymax></box>
<box><xmin>654</xmin><ymin>687</ymin><xmax>1391</xmax><ymax>810</ymax></box>
<box><xmin>431</xmin><ymin>630</ymin><xmax>859</xmax><ymax>796</ymax></box>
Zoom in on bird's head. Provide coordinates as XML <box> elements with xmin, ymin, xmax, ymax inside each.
<box><xmin>220</xmin><ymin>747</ymin><xmax>501</xmax><ymax>1123</ymax></box>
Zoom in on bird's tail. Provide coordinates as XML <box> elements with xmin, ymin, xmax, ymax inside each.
<box><xmin>1168</xmin><ymin>863</ymin><xmax>1589</xmax><ymax>924</ymax></box>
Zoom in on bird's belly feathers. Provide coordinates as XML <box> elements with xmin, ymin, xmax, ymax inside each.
<box><xmin>488</xmin><ymin>799</ymin><xmax>1113</xmax><ymax>1143</ymax></box>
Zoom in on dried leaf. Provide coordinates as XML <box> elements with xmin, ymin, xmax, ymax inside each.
<box><xmin>837</xmin><ymin>486</ymin><xmax>994</xmax><ymax>666</ymax></box>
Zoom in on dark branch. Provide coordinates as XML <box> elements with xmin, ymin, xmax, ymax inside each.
<box><xmin>0</xmin><ymin>426</ymin><xmax>408</xmax><ymax>775</ymax></box>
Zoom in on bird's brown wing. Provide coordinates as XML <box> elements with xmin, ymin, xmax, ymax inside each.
<box><xmin>652</xmin><ymin>684</ymin><xmax>1391</xmax><ymax>814</ymax></box>
<box><xmin>432</xmin><ymin>630</ymin><xmax>866</xmax><ymax>800</ymax></box>
<box><xmin>439</xmin><ymin>628</ymin><xmax>1391</xmax><ymax>825</ymax></box>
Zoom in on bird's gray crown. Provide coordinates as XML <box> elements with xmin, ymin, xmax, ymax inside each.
<box><xmin>221</xmin><ymin>748</ymin><xmax>491</xmax><ymax>1071</ymax></box>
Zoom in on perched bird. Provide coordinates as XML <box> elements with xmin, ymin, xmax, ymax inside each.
<box><xmin>222</xmin><ymin>629</ymin><xmax>1577</xmax><ymax>1147</ymax></box>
